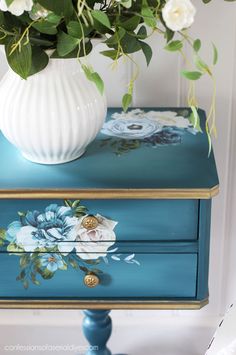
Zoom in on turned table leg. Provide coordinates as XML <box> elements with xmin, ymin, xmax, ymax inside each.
<box><xmin>82</xmin><ymin>310</ymin><xmax>112</xmax><ymax>355</ymax></box>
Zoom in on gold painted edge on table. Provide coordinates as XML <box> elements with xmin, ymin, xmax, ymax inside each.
<box><xmin>0</xmin><ymin>185</ymin><xmax>219</xmax><ymax>199</ymax></box>
<box><xmin>0</xmin><ymin>299</ymin><xmax>208</xmax><ymax>310</ymax></box>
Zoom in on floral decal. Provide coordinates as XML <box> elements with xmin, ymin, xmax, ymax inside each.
<box><xmin>100</xmin><ymin>109</ymin><xmax>201</xmax><ymax>155</ymax></box>
<box><xmin>0</xmin><ymin>200</ymin><xmax>139</xmax><ymax>289</ymax></box>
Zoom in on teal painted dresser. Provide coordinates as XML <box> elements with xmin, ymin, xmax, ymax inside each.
<box><xmin>0</xmin><ymin>108</ymin><xmax>218</xmax><ymax>355</ymax></box>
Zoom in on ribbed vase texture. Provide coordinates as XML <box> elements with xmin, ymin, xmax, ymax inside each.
<box><xmin>0</xmin><ymin>58</ymin><xmax>107</xmax><ymax>164</ymax></box>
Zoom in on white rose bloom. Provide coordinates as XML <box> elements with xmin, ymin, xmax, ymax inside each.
<box><xmin>0</xmin><ymin>0</ymin><xmax>33</xmax><ymax>16</ymax></box>
<box><xmin>75</xmin><ymin>215</ymin><xmax>118</xmax><ymax>260</ymax></box>
<box><xmin>162</xmin><ymin>0</ymin><xmax>196</xmax><ymax>32</ymax></box>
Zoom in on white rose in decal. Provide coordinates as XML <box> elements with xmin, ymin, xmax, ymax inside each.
<box><xmin>162</xmin><ymin>0</ymin><xmax>196</xmax><ymax>32</ymax></box>
<box><xmin>75</xmin><ymin>215</ymin><xmax>118</xmax><ymax>260</ymax></box>
<box><xmin>0</xmin><ymin>0</ymin><xmax>33</xmax><ymax>16</ymax></box>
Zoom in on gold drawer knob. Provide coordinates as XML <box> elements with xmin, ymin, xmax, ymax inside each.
<box><xmin>82</xmin><ymin>215</ymin><xmax>99</xmax><ymax>230</ymax></box>
<box><xmin>84</xmin><ymin>273</ymin><xmax>100</xmax><ymax>288</ymax></box>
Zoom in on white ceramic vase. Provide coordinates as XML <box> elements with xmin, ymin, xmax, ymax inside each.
<box><xmin>0</xmin><ymin>54</ymin><xmax>107</xmax><ymax>164</ymax></box>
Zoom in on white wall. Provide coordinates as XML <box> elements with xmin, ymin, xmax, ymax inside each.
<box><xmin>0</xmin><ymin>1</ymin><xmax>236</xmax><ymax>353</ymax></box>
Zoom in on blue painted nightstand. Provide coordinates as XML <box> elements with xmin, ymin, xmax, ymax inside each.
<box><xmin>0</xmin><ymin>108</ymin><xmax>218</xmax><ymax>355</ymax></box>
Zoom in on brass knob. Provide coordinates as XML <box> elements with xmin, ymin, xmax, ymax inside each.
<box><xmin>82</xmin><ymin>215</ymin><xmax>99</xmax><ymax>230</ymax></box>
<box><xmin>84</xmin><ymin>273</ymin><xmax>100</xmax><ymax>288</ymax></box>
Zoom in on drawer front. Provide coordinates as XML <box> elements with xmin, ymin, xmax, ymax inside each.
<box><xmin>0</xmin><ymin>253</ymin><xmax>197</xmax><ymax>299</ymax></box>
<box><xmin>0</xmin><ymin>198</ymin><xmax>199</xmax><ymax>241</ymax></box>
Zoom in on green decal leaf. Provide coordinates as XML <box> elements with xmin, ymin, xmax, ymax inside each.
<box><xmin>122</xmin><ymin>93</ymin><xmax>132</xmax><ymax>112</ymax></box>
<box><xmin>181</xmin><ymin>70</ymin><xmax>202</xmax><ymax>80</ymax></box>
<box><xmin>20</xmin><ymin>254</ymin><xmax>30</xmax><ymax>268</ymax></box>
<box><xmin>57</xmin><ymin>31</ymin><xmax>79</xmax><ymax>57</ymax></box>
<box><xmin>6</xmin><ymin>39</ymin><xmax>32</xmax><ymax>80</ymax></box>
<box><xmin>165</xmin><ymin>40</ymin><xmax>183</xmax><ymax>52</ymax></box>
<box><xmin>91</xmin><ymin>10</ymin><xmax>111</xmax><ymax>29</ymax></box>
<box><xmin>0</xmin><ymin>229</ymin><xmax>6</xmax><ymax>241</ymax></box>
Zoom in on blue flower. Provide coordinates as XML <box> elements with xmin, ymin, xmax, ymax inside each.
<box><xmin>40</xmin><ymin>253</ymin><xmax>65</xmax><ymax>273</ymax></box>
<box><xmin>142</xmin><ymin>127</ymin><xmax>182</xmax><ymax>146</ymax></box>
<box><xmin>6</xmin><ymin>204</ymin><xmax>79</xmax><ymax>253</ymax></box>
<box><xmin>101</xmin><ymin>118</ymin><xmax>162</xmax><ymax>139</ymax></box>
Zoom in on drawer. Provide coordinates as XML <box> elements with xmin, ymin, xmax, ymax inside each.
<box><xmin>0</xmin><ymin>252</ymin><xmax>197</xmax><ymax>299</ymax></box>
<box><xmin>0</xmin><ymin>198</ymin><xmax>199</xmax><ymax>241</ymax></box>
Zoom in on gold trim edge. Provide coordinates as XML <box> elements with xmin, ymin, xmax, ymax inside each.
<box><xmin>0</xmin><ymin>186</ymin><xmax>219</xmax><ymax>199</ymax></box>
<box><xmin>0</xmin><ymin>299</ymin><xmax>208</xmax><ymax>310</ymax></box>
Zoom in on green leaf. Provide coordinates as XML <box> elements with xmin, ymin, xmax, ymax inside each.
<box><xmin>30</xmin><ymin>47</ymin><xmax>49</xmax><ymax>76</ymax></box>
<box><xmin>189</xmin><ymin>107</ymin><xmax>202</xmax><ymax>133</ymax></box>
<box><xmin>91</xmin><ymin>10</ymin><xmax>111</xmax><ymax>29</ymax></box>
<box><xmin>140</xmin><ymin>41</ymin><xmax>152</xmax><ymax>66</ymax></box>
<box><xmin>141</xmin><ymin>0</ymin><xmax>156</xmax><ymax>28</ymax></box>
<box><xmin>193</xmin><ymin>39</ymin><xmax>201</xmax><ymax>52</ymax></box>
<box><xmin>57</xmin><ymin>31</ymin><xmax>79</xmax><ymax>57</ymax></box>
<box><xmin>91</xmin><ymin>72</ymin><xmax>104</xmax><ymax>95</ymax></box>
<box><xmin>120</xmin><ymin>0</ymin><xmax>132</xmax><ymax>9</ymax></box>
<box><xmin>212</xmin><ymin>43</ymin><xmax>218</xmax><ymax>65</ymax></box>
<box><xmin>32</xmin><ymin>20</ymin><xmax>58</xmax><ymax>35</ymax></box>
<box><xmin>67</xmin><ymin>21</ymin><xmax>83</xmax><ymax>39</ymax></box>
<box><xmin>46</xmin><ymin>13</ymin><xmax>61</xmax><ymax>25</ymax></box>
<box><xmin>106</xmin><ymin>28</ymin><xmax>126</xmax><ymax>45</ymax></box>
<box><xmin>100</xmin><ymin>49</ymin><xmax>120</xmax><ymax>60</ymax></box>
<box><xmin>5</xmin><ymin>0</ymin><xmax>14</xmax><ymax>6</ymax></box>
<box><xmin>122</xmin><ymin>93</ymin><xmax>132</xmax><ymax>112</ymax></box>
<box><xmin>6</xmin><ymin>40</ymin><xmax>32</xmax><ymax>80</ymax></box>
<box><xmin>181</xmin><ymin>70</ymin><xmax>202</xmax><ymax>80</ymax></box>
<box><xmin>165</xmin><ymin>40</ymin><xmax>183</xmax><ymax>52</ymax></box>
<box><xmin>37</xmin><ymin>0</ymin><xmax>73</xmax><ymax>17</ymax></box>
<box><xmin>194</xmin><ymin>55</ymin><xmax>211</xmax><ymax>75</ymax></box>
<box><xmin>121</xmin><ymin>16</ymin><xmax>140</xmax><ymax>31</ymax></box>
<box><xmin>82</xmin><ymin>65</ymin><xmax>104</xmax><ymax>95</ymax></box>
<box><xmin>137</xmin><ymin>25</ymin><xmax>147</xmax><ymax>39</ymax></box>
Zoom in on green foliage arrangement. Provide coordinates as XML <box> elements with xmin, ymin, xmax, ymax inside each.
<box><xmin>0</xmin><ymin>0</ymin><xmax>235</xmax><ymax>135</ymax></box>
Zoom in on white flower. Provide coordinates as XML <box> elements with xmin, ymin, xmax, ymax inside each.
<box><xmin>162</xmin><ymin>0</ymin><xmax>196</xmax><ymax>32</ymax></box>
<box><xmin>75</xmin><ymin>215</ymin><xmax>118</xmax><ymax>260</ymax></box>
<box><xmin>29</xmin><ymin>4</ymin><xmax>50</xmax><ymax>20</ymax></box>
<box><xmin>0</xmin><ymin>0</ymin><xmax>33</xmax><ymax>16</ymax></box>
<box><xmin>101</xmin><ymin>118</ymin><xmax>162</xmax><ymax>139</ymax></box>
<box><xmin>143</xmin><ymin>111</ymin><xmax>191</xmax><ymax>128</ymax></box>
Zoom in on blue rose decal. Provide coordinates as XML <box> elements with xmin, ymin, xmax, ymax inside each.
<box><xmin>101</xmin><ymin>118</ymin><xmax>162</xmax><ymax>139</ymax></box>
<box><xmin>6</xmin><ymin>204</ymin><xmax>78</xmax><ymax>253</ymax></box>
<box><xmin>1</xmin><ymin>200</ymin><xmax>140</xmax><ymax>289</ymax></box>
